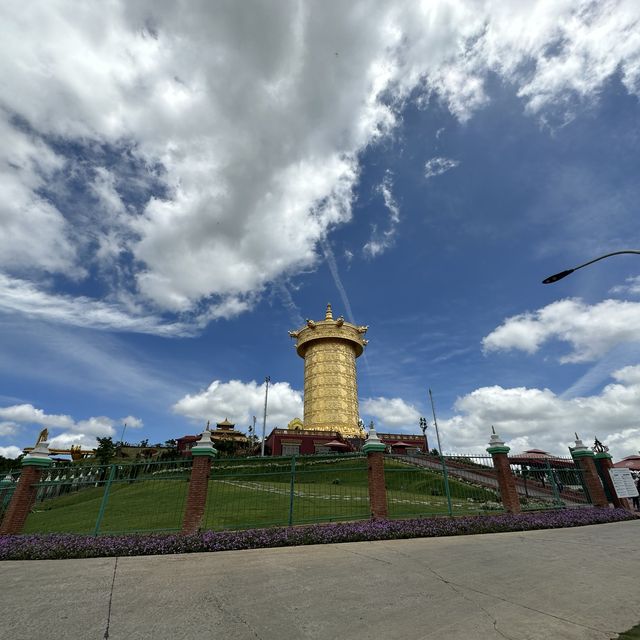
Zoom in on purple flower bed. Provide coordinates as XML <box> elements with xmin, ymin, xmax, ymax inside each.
<box><xmin>0</xmin><ymin>508</ymin><xmax>635</xmax><ymax>561</ymax></box>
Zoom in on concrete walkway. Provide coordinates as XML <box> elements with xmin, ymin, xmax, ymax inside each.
<box><xmin>1</xmin><ymin>520</ymin><xmax>639</xmax><ymax>640</ymax></box>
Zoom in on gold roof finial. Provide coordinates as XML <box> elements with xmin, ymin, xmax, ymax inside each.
<box><xmin>325</xmin><ymin>302</ymin><xmax>333</xmax><ymax>320</ymax></box>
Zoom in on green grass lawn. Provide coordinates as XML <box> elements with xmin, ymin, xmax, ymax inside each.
<box><xmin>618</xmin><ymin>623</ymin><xmax>640</xmax><ymax>639</ymax></box>
<box><xmin>21</xmin><ymin>457</ymin><xmax>502</xmax><ymax>534</ymax></box>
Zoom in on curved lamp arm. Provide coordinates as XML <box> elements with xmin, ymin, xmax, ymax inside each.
<box><xmin>542</xmin><ymin>250</ymin><xmax>640</xmax><ymax>284</ymax></box>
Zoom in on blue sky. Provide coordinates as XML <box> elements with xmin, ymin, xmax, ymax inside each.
<box><xmin>1</xmin><ymin>1</ymin><xmax>640</xmax><ymax>460</ymax></box>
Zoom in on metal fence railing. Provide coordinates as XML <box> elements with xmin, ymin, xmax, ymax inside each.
<box><xmin>0</xmin><ymin>470</ymin><xmax>21</xmax><ymax>523</ymax></box>
<box><xmin>22</xmin><ymin>459</ymin><xmax>193</xmax><ymax>535</ymax></box>
<box><xmin>202</xmin><ymin>454</ymin><xmax>370</xmax><ymax>531</ymax></box>
<box><xmin>385</xmin><ymin>454</ymin><xmax>503</xmax><ymax>517</ymax></box>
<box><xmin>4</xmin><ymin>451</ymin><xmax>600</xmax><ymax>536</ymax></box>
<box><xmin>509</xmin><ymin>459</ymin><xmax>592</xmax><ymax>510</ymax></box>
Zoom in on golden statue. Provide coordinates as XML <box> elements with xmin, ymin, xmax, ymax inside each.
<box><xmin>289</xmin><ymin>303</ymin><xmax>368</xmax><ymax>438</ymax></box>
<box><xmin>35</xmin><ymin>428</ymin><xmax>48</xmax><ymax>445</ymax></box>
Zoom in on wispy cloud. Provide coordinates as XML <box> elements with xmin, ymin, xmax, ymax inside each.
<box><xmin>424</xmin><ymin>157</ymin><xmax>460</xmax><ymax>179</ymax></box>
<box><xmin>363</xmin><ymin>172</ymin><xmax>401</xmax><ymax>259</ymax></box>
<box><xmin>0</xmin><ymin>317</ymin><xmax>192</xmax><ymax>407</ymax></box>
<box><xmin>610</xmin><ymin>276</ymin><xmax>640</xmax><ymax>296</ymax></box>
<box><xmin>0</xmin><ymin>274</ymin><xmax>193</xmax><ymax>337</ymax></box>
<box><xmin>272</xmin><ymin>280</ymin><xmax>304</xmax><ymax>328</ymax></box>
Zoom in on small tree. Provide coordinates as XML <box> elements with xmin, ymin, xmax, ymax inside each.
<box><xmin>95</xmin><ymin>437</ymin><xmax>116</xmax><ymax>466</ymax></box>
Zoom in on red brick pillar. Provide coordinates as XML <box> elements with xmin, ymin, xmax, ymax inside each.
<box><xmin>486</xmin><ymin>429</ymin><xmax>521</xmax><ymax>514</ymax></box>
<box><xmin>363</xmin><ymin>427</ymin><xmax>388</xmax><ymax>520</ymax></box>
<box><xmin>570</xmin><ymin>437</ymin><xmax>608</xmax><ymax>508</ymax></box>
<box><xmin>594</xmin><ymin>451</ymin><xmax>631</xmax><ymax>509</ymax></box>
<box><xmin>182</xmin><ymin>430</ymin><xmax>218</xmax><ymax>534</ymax></box>
<box><xmin>0</xmin><ymin>442</ymin><xmax>52</xmax><ymax>535</ymax></box>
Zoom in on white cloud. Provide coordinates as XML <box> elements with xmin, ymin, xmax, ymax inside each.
<box><xmin>0</xmin><ymin>403</ymin><xmax>142</xmax><ymax>451</ymax></box>
<box><xmin>0</xmin><ymin>119</ymin><xmax>77</xmax><ymax>276</ymax></box>
<box><xmin>611</xmin><ymin>276</ymin><xmax>640</xmax><ymax>296</ymax></box>
<box><xmin>483</xmin><ymin>298</ymin><xmax>640</xmax><ymax>363</ymax></box>
<box><xmin>0</xmin><ymin>421</ymin><xmax>18</xmax><ymax>437</ymax></box>
<box><xmin>0</xmin><ymin>446</ymin><xmax>22</xmax><ymax>459</ymax></box>
<box><xmin>363</xmin><ymin>173</ymin><xmax>401</xmax><ymax>258</ymax></box>
<box><xmin>440</xmin><ymin>365</ymin><xmax>640</xmax><ymax>459</ymax></box>
<box><xmin>0</xmin><ymin>404</ymin><xmax>74</xmax><ymax>430</ymax></box>
<box><xmin>121</xmin><ymin>416</ymin><xmax>144</xmax><ymax>429</ymax></box>
<box><xmin>1</xmin><ymin>2</ymin><xmax>640</xmax><ymax>325</ymax></box>
<box><xmin>173</xmin><ymin>379</ymin><xmax>303</xmax><ymax>431</ymax></box>
<box><xmin>360</xmin><ymin>396</ymin><xmax>421</xmax><ymax>429</ymax></box>
<box><xmin>424</xmin><ymin>157</ymin><xmax>460</xmax><ymax>179</ymax></box>
<box><xmin>48</xmin><ymin>433</ymin><xmax>103</xmax><ymax>452</ymax></box>
<box><xmin>0</xmin><ymin>274</ymin><xmax>195</xmax><ymax>336</ymax></box>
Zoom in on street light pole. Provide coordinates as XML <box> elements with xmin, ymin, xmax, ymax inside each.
<box><xmin>419</xmin><ymin>417</ymin><xmax>429</xmax><ymax>454</ymax></box>
<box><xmin>542</xmin><ymin>250</ymin><xmax>640</xmax><ymax>284</ymax></box>
<box><xmin>261</xmin><ymin>376</ymin><xmax>270</xmax><ymax>457</ymax></box>
<box><xmin>428</xmin><ymin>388</ymin><xmax>452</xmax><ymax>516</ymax></box>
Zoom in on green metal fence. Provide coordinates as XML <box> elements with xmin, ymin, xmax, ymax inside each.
<box><xmin>6</xmin><ymin>451</ymin><xmax>599</xmax><ymax>537</ymax></box>
<box><xmin>23</xmin><ymin>459</ymin><xmax>193</xmax><ymax>535</ymax></box>
<box><xmin>385</xmin><ymin>454</ymin><xmax>503</xmax><ymax>517</ymax></box>
<box><xmin>509</xmin><ymin>458</ymin><xmax>592</xmax><ymax>510</ymax></box>
<box><xmin>202</xmin><ymin>454</ymin><xmax>370</xmax><ymax>531</ymax></box>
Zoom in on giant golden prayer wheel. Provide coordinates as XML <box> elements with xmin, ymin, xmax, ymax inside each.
<box><xmin>289</xmin><ymin>304</ymin><xmax>368</xmax><ymax>437</ymax></box>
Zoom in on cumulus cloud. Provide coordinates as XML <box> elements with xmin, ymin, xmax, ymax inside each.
<box><xmin>440</xmin><ymin>365</ymin><xmax>640</xmax><ymax>459</ymax></box>
<box><xmin>0</xmin><ymin>446</ymin><xmax>22</xmax><ymax>459</ymax></box>
<box><xmin>0</xmin><ymin>403</ymin><xmax>142</xmax><ymax>451</ymax></box>
<box><xmin>483</xmin><ymin>298</ymin><xmax>640</xmax><ymax>363</ymax></box>
<box><xmin>173</xmin><ymin>379</ymin><xmax>303</xmax><ymax>431</ymax></box>
<box><xmin>0</xmin><ymin>404</ymin><xmax>74</xmax><ymax>430</ymax></box>
<box><xmin>121</xmin><ymin>416</ymin><xmax>144</xmax><ymax>429</ymax></box>
<box><xmin>1</xmin><ymin>2</ymin><xmax>639</xmax><ymax>328</ymax></box>
<box><xmin>360</xmin><ymin>396</ymin><xmax>421</xmax><ymax>429</ymax></box>
<box><xmin>424</xmin><ymin>157</ymin><xmax>460</xmax><ymax>179</ymax></box>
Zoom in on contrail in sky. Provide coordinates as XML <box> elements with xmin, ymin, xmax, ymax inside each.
<box><xmin>320</xmin><ymin>238</ymin><xmax>355</xmax><ymax>324</ymax></box>
<box><xmin>320</xmin><ymin>237</ymin><xmax>377</xmax><ymax>397</ymax></box>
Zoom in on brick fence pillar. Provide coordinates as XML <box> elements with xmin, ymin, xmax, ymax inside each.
<box><xmin>570</xmin><ymin>436</ymin><xmax>608</xmax><ymax>508</ymax></box>
<box><xmin>363</xmin><ymin>427</ymin><xmax>388</xmax><ymax>520</ymax></box>
<box><xmin>486</xmin><ymin>428</ymin><xmax>521</xmax><ymax>514</ymax></box>
<box><xmin>182</xmin><ymin>429</ymin><xmax>218</xmax><ymax>534</ymax></box>
<box><xmin>594</xmin><ymin>451</ymin><xmax>632</xmax><ymax>510</ymax></box>
<box><xmin>0</xmin><ymin>441</ymin><xmax>52</xmax><ymax>535</ymax></box>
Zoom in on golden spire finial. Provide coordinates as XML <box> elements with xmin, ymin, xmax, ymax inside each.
<box><xmin>325</xmin><ymin>302</ymin><xmax>333</xmax><ymax>320</ymax></box>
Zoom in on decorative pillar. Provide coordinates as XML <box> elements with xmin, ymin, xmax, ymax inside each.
<box><xmin>363</xmin><ymin>426</ymin><xmax>388</xmax><ymax>519</ymax></box>
<box><xmin>594</xmin><ymin>450</ymin><xmax>632</xmax><ymax>510</ymax></box>
<box><xmin>570</xmin><ymin>435</ymin><xmax>608</xmax><ymax>508</ymax></box>
<box><xmin>0</xmin><ymin>441</ymin><xmax>52</xmax><ymax>535</ymax></box>
<box><xmin>181</xmin><ymin>429</ymin><xmax>218</xmax><ymax>534</ymax></box>
<box><xmin>486</xmin><ymin>428</ymin><xmax>521</xmax><ymax>514</ymax></box>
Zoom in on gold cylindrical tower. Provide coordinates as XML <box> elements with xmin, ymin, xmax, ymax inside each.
<box><xmin>289</xmin><ymin>304</ymin><xmax>368</xmax><ymax>437</ymax></box>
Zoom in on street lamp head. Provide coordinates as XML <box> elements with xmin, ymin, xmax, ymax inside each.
<box><xmin>542</xmin><ymin>269</ymin><xmax>574</xmax><ymax>284</ymax></box>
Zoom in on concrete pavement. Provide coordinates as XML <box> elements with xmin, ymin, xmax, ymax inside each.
<box><xmin>1</xmin><ymin>520</ymin><xmax>639</xmax><ymax>640</ymax></box>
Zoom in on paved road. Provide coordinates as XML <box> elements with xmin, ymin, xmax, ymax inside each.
<box><xmin>1</xmin><ymin>520</ymin><xmax>639</xmax><ymax>640</ymax></box>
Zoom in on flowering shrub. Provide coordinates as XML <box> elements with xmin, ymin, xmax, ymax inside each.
<box><xmin>0</xmin><ymin>508</ymin><xmax>635</xmax><ymax>561</ymax></box>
